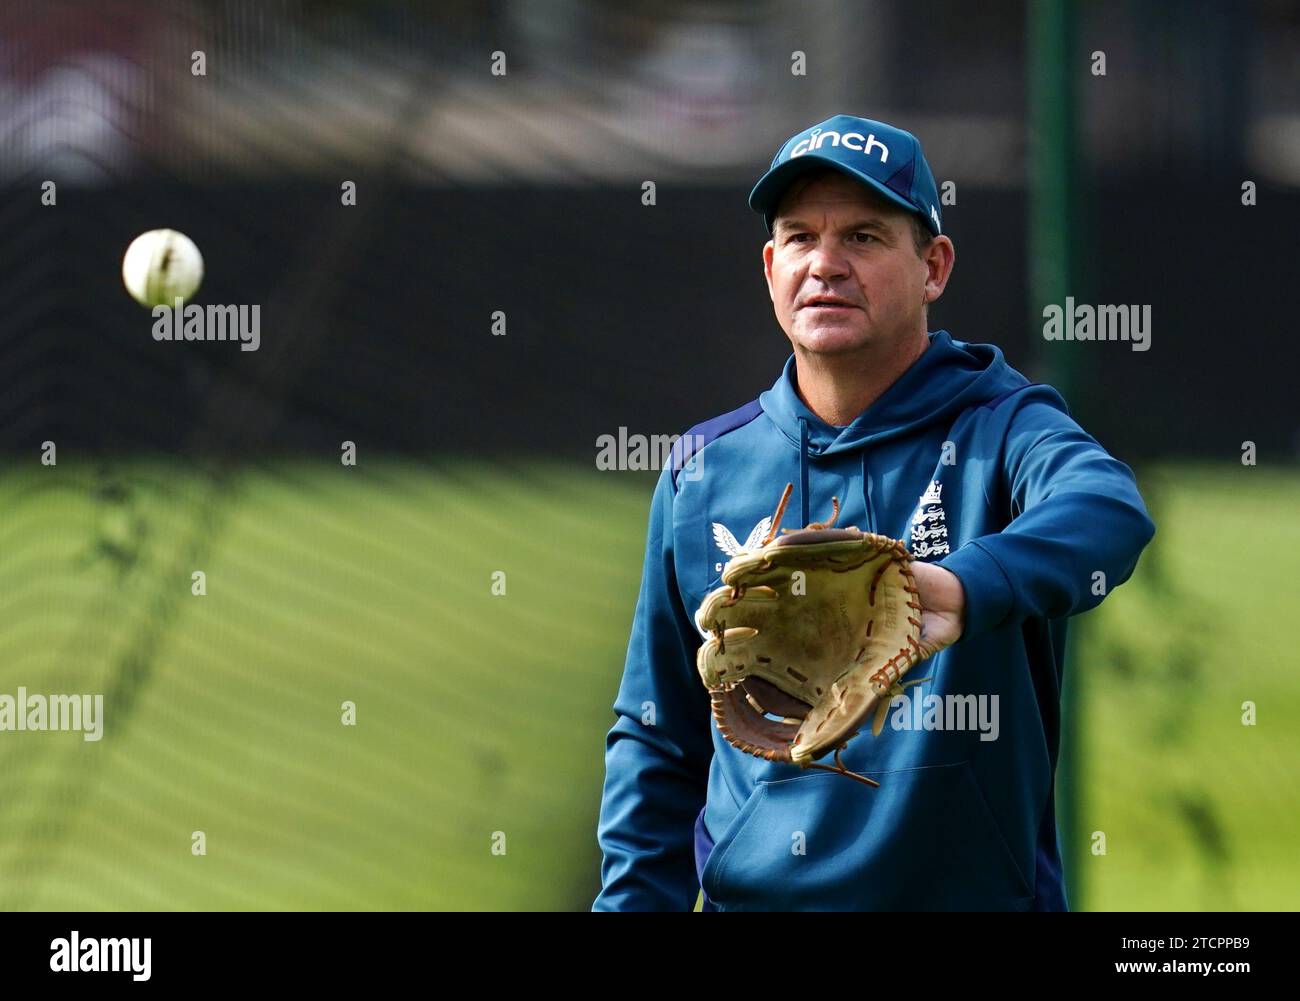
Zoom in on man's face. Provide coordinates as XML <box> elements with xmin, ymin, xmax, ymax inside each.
<box><xmin>763</xmin><ymin>171</ymin><xmax>939</xmax><ymax>356</ymax></box>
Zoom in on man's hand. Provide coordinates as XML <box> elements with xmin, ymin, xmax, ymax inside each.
<box><xmin>909</xmin><ymin>561</ymin><xmax>966</xmax><ymax>657</ymax></box>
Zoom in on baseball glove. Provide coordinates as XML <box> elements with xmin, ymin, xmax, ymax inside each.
<box><xmin>695</xmin><ymin>483</ymin><xmax>938</xmax><ymax>787</ymax></box>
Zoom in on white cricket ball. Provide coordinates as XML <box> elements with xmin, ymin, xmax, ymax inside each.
<box><xmin>122</xmin><ymin>228</ymin><xmax>204</xmax><ymax>308</ymax></box>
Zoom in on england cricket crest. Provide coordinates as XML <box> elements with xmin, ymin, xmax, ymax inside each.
<box><xmin>910</xmin><ymin>480</ymin><xmax>950</xmax><ymax>559</ymax></box>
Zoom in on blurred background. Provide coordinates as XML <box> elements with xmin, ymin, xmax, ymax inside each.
<box><xmin>0</xmin><ymin>0</ymin><xmax>1296</xmax><ymax>911</ymax></box>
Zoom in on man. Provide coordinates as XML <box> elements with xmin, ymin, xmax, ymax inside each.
<box><xmin>593</xmin><ymin>114</ymin><xmax>1155</xmax><ymax>911</ymax></box>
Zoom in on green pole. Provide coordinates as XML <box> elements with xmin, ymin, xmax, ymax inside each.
<box><xmin>1027</xmin><ymin>0</ymin><xmax>1088</xmax><ymax>908</ymax></box>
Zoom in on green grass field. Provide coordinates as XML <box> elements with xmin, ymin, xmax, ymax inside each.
<box><xmin>1077</xmin><ymin>463</ymin><xmax>1300</xmax><ymax>910</ymax></box>
<box><xmin>0</xmin><ymin>458</ymin><xmax>1295</xmax><ymax>910</ymax></box>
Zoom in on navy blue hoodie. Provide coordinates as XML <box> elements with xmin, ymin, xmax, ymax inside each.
<box><xmin>593</xmin><ymin>331</ymin><xmax>1155</xmax><ymax>911</ymax></box>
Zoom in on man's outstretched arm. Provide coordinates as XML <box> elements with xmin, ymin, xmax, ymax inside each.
<box><xmin>939</xmin><ymin>388</ymin><xmax>1156</xmax><ymax>636</ymax></box>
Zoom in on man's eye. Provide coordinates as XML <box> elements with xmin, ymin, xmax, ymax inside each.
<box><xmin>851</xmin><ymin>232</ymin><xmax>876</xmax><ymax>244</ymax></box>
<box><xmin>789</xmin><ymin>233</ymin><xmax>812</xmax><ymax>243</ymax></box>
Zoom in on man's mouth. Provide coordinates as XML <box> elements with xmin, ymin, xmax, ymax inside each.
<box><xmin>800</xmin><ymin>296</ymin><xmax>860</xmax><ymax>311</ymax></box>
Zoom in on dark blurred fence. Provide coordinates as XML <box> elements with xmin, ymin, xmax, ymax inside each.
<box><xmin>3</xmin><ymin>181</ymin><xmax>1296</xmax><ymax>465</ymax></box>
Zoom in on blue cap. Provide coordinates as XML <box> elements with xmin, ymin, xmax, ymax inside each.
<box><xmin>749</xmin><ymin>114</ymin><xmax>942</xmax><ymax>237</ymax></box>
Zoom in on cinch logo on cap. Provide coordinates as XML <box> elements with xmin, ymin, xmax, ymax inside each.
<box><xmin>749</xmin><ymin>114</ymin><xmax>942</xmax><ymax>237</ymax></box>
<box><xmin>789</xmin><ymin>127</ymin><xmax>890</xmax><ymax>163</ymax></box>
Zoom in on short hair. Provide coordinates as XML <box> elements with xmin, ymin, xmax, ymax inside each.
<box><xmin>773</xmin><ymin>168</ymin><xmax>934</xmax><ymax>257</ymax></box>
<box><xmin>904</xmin><ymin>214</ymin><xmax>934</xmax><ymax>257</ymax></box>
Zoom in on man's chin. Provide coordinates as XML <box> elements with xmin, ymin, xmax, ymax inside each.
<box><xmin>790</xmin><ymin>324</ymin><xmax>874</xmax><ymax>355</ymax></box>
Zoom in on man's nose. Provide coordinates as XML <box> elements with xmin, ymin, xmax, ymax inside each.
<box><xmin>806</xmin><ymin>242</ymin><xmax>850</xmax><ymax>282</ymax></box>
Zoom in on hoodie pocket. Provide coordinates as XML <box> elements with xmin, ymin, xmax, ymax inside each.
<box><xmin>700</xmin><ymin>762</ymin><xmax>1034</xmax><ymax>911</ymax></box>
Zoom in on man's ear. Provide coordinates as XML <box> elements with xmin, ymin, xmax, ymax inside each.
<box><xmin>762</xmin><ymin>240</ymin><xmax>775</xmax><ymax>303</ymax></box>
<box><xmin>922</xmin><ymin>235</ymin><xmax>955</xmax><ymax>305</ymax></box>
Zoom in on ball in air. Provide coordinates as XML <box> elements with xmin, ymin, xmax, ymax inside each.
<box><xmin>122</xmin><ymin>228</ymin><xmax>204</xmax><ymax>308</ymax></box>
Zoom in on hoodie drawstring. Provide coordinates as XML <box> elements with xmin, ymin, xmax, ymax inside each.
<box><xmin>799</xmin><ymin>417</ymin><xmax>876</xmax><ymax>533</ymax></box>
<box><xmin>861</xmin><ymin>451</ymin><xmax>876</xmax><ymax>534</ymax></box>
<box><xmin>798</xmin><ymin>417</ymin><xmax>810</xmax><ymax>528</ymax></box>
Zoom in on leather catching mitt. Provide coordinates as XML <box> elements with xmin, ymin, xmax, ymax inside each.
<box><xmin>695</xmin><ymin>484</ymin><xmax>933</xmax><ymax>786</ymax></box>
